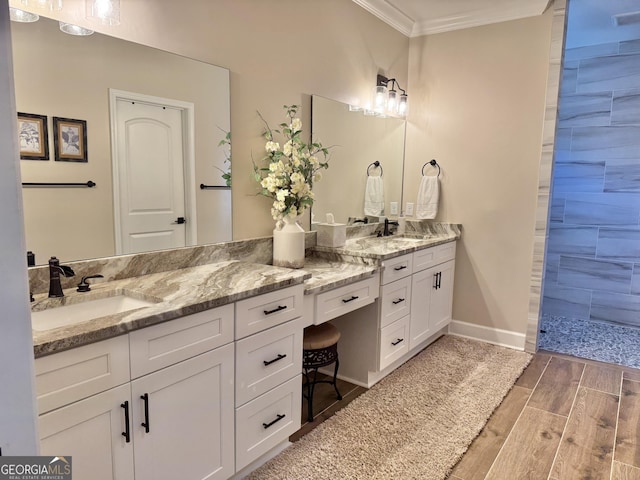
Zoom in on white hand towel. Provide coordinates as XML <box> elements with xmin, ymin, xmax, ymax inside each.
<box><xmin>416</xmin><ymin>175</ymin><xmax>439</xmax><ymax>219</ymax></box>
<box><xmin>364</xmin><ymin>176</ymin><xmax>384</xmax><ymax>216</ymax></box>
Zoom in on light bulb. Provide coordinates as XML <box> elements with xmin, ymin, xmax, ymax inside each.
<box><xmin>398</xmin><ymin>94</ymin><xmax>408</xmax><ymax>117</ymax></box>
<box><xmin>86</xmin><ymin>0</ymin><xmax>120</xmax><ymax>25</ymax></box>
<box><xmin>387</xmin><ymin>89</ymin><xmax>398</xmax><ymax>115</ymax></box>
<box><xmin>373</xmin><ymin>85</ymin><xmax>387</xmax><ymax>114</ymax></box>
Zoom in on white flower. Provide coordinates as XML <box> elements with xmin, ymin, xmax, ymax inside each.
<box><xmin>265</xmin><ymin>141</ymin><xmax>280</xmax><ymax>153</ymax></box>
<box><xmin>269</xmin><ymin>161</ymin><xmax>284</xmax><ymax>173</ymax></box>
<box><xmin>276</xmin><ymin>189</ymin><xmax>289</xmax><ymax>203</ymax></box>
<box><xmin>255</xmin><ymin>105</ymin><xmax>330</xmax><ymax>221</ymax></box>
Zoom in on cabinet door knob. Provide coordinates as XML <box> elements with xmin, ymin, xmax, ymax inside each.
<box><xmin>342</xmin><ymin>295</ymin><xmax>359</xmax><ymax>303</ymax></box>
<box><xmin>392</xmin><ymin>298</ymin><xmax>405</xmax><ymax>305</ymax></box>
<box><xmin>391</xmin><ymin>338</ymin><xmax>404</xmax><ymax>346</ymax></box>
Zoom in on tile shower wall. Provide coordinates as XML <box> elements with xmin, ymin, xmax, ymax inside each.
<box><xmin>542</xmin><ymin>39</ymin><xmax>640</xmax><ymax>327</ymax></box>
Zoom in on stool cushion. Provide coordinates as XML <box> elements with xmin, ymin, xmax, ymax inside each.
<box><xmin>303</xmin><ymin>323</ymin><xmax>341</xmax><ymax>350</ymax></box>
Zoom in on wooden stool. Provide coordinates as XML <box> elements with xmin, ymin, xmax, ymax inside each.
<box><xmin>302</xmin><ymin>323</ymin><xmax>342</xmax><ymax>422</ymax></box>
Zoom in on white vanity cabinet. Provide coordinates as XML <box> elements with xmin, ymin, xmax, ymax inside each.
<box><xmin>130</xmin><ymin>344</ymin><xmax>234</xmax><ymax>480</ymax></box>
<box><xmin>332</xmin><ymin>241</ymin><xmax>456</xmax><ymax>387</ymax></box>
<box><xmin>409</xmin><ymin>243</ymin><xmax>456</xmax><ymax>349</ymax></box>
<box><xmin>36</xmin><ymin>304</ymin><xmax>236</xmax><ymax>480</ymax></box>
<box><xmin>234</xmin><ymin>285</ymin><xmax>304</xmax><ymax>472</ymax></box>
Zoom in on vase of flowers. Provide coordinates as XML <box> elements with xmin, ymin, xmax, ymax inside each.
<box><xmin>253</xmin><ymin>105</ymin><xmax>329</xmax><ymax>268</ymax></box>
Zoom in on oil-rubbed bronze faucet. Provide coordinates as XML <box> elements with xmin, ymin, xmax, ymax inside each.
<box><xmin>48</xmin><ymin>256</ymin><xmax>75</xmax><ymax>298</ymax></box>
<box><xmin>383</xmin><ymin>218</ymin><xmax>399</xmax><ymax>236</ymax></box>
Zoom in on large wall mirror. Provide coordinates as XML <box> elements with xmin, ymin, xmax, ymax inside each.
<box><xmin>311</xmin><ymin>95</ymin><xmax>406</xmax><ymax>225</ymax></box>
<box><xmin>12</xmin><ymin>16</ymin><xmax>231</xmax><ymax>265</ymax></box>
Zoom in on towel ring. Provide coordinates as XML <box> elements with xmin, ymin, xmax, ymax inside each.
<box><xmin>367</xmin><ymin>161</ymin><xmax>383</xmax><ymax>177</ymax></box>
<box><xmin>422</xmin><ymin>159</ymin><xmax>440</xmax><ymax>177</ymax></box>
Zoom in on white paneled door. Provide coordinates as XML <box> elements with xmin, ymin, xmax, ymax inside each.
<box><xmin>111</xmin><ymin>91</ymin><xmax>196</xmax><ymax>255</ymax></box>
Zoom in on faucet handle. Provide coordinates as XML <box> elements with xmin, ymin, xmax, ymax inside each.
<box><xmin>77</xmin><ymin>274</ymin><xmax>104</xmax><ymax>292</ymax></box>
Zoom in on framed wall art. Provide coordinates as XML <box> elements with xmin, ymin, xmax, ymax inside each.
<box><xmin>18</xmin><ymin>112</ymin><xmax>49</xmax><ymax>160</ymax></box>
<box><xmin>53</xmin><ymin>117</ymin><xmax>88</xmax><ymax>162</ymax></box>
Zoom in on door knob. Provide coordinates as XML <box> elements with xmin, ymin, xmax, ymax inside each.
<box><xmin>173</xmin><ymin>217</ymin><xmax>186</xmax><ymax>224</ymax></box>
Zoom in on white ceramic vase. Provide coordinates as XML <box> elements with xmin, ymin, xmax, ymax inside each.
<box><xmin>273</xmin><ymin>214</ymin><xmax>305</xmax><ymax>268</ymax></box>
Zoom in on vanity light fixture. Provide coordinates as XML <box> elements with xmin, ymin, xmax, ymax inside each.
<box><xmin>20</xmin><ymin>0</ymin><xmax>62</xmax><ymax>11</ymax></box>
<box><xmin>86</xmin><ymin>0</ymin><xmax>121</xmax><ymax>25</ymax></box>
<box><xmin>375</xmin><ymin>74</ymin><xmax>408</xmax><ymax>117</ymax></box>
<box><xmin>59</xmin><ymin>22</ymin><xmax>94</xmax><ymax>36</ymax></box>
<box><xmin>9</xmin><ymin>7</ymin><xmax>39</xmax><ymax>22</ymax></box>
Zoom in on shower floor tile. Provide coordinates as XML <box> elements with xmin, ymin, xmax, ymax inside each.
<box><xmin>538</xmin><ymin>314</ymin><xmax>640</xmax><ymax>369</ymax></box>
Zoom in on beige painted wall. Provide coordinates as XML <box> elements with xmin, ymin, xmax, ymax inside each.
<box><xmin>404</xmin><ymin>11</ymin><xmax>554</xmax><ymax>335</ymax></box>
<box><xmin>10</xmin><ymin>0</ymin><xmax>557</xmax><ymax>338</ymax></box>
<box><xmin>11</xmin><ymin>0</ymin><xmax>410</xmax><ymax>241</ymax></box>
<box><xmin>13</xmin><ymin>16</ymin><xmax>230</xmax><ymax>263</ymax></box>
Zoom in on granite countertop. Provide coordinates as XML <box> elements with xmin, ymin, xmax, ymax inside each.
<box><xmin>32</xmin><ymin>261</ymin><xmax>310</xmax><ymax>357</ymax></box>
<box><xmin>300</xmin><ymin>257</ymin><xmax>380</xmax><ymax>295</ymax></box>
<box><xmin>32</xmin><ymin>227</ymin><xmax>460</xmax><ymax>358</ymax></box>
<box><xmin>313</xmin><ymin>233</ymin><xmax>459</xmax><ymax>261</ymax></box>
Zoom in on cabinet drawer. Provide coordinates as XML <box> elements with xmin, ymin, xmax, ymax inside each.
<box><xmin>235</xmin><ymin>318</ymin><xmax>303</xmax><ymax>406</ymax></box>
<box><xmin>380</xmin><ymin>276</ymin><xmax>412</xmax><ymax>328</ymax></box>
<box><xmin>235</xmin><ymin>375</ymin><xmax>301</xmax><ymax>471</ymax></box>
<box><xmin>236</xmin><ymin>285</ymin><xmax>304</xmax><ymax>339</ymax></box>
<box><xmin>35</xmin><ymin>335</ymin><xmax>130</xmax><ymax>415</ymax></box>
<box><xmin>435</xmin><ymin>241</ymin><xmax>456</xmax><ymax>264</ymax></box>
<box><xmin>314</xmin><ymin>275</ymin><xmax>380</xmax><ymax>325</ymax></box>
<box><xmin>381</xmin><ymin>253</ymin><xmax>413</xmax><ymax>285</ymax></box>
<box><xmin>379</xmin><ymin>315</ymin><xmax>410</xmax><ymax>371</ymax></box>
<box><xmin>413</xmin><ymin>241</ymin><xmax>457</xmax><ymax>272</ymax></box>
<box><xmin>129</xmin><ymin>304</ymin><xmax>234</xmax><ymax>379</ymax></box>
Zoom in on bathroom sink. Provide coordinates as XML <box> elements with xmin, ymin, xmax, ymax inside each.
<box><xmin>31</xmin><ymin>292</ymin><xmax>159</xmax><ymax>331</ymax></box>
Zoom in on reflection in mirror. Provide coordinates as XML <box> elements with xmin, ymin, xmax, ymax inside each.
<box><xmin>311</xmin><ymin>95</ymin><xmax>405</xmax><ymax>225</ymax></box>
<box><xmin>12</xmin><ymin>16</ymin><xmax>231</xmax><ymax>265</ymax></box>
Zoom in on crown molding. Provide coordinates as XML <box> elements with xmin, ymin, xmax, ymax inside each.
<box><xmin>354</xmin><ymin>0</ymin><xmax>550</xmax><ymax>38</ymax></box>
<box><xmin>352</xmin><ymin>0</ymin><xmax>414</xmax><ymax>37</ymax></box>
<box><xmin>411</xmin><ymin>3</ymin><xmax>550</xmax><ymax>36</ymax></box>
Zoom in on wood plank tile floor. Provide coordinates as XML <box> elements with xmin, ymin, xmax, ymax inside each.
<box><xmin>288</xmin><ymin>351</ymin><xmax>640</xmax><ymax>479</ymax></box>
<box><xmin>290</xmin><ymin>374</ymin><xmax>366</xmax><ymax>443</ymax></box>
<box><xmin>450</xmin><ymin>351</ymin><xmax>640</xmax><ymax>480</ymax></box>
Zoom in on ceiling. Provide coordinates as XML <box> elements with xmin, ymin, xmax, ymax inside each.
<box><xmin>353</xmin><ymin>0</ymin><xmax>552</xmax><ymax>37</ymax></box>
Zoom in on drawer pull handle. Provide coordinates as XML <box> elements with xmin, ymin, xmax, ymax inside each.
<box><xmin>391</xmin><ymin>338</ymin><xmax>404</xmax><ymax>346</ymax></box>
<box><xmin>121</xmin><ymin>401</ymin><xmax>131</xmax><ymax>443</ymax></box>
<box><xmin>264</xmin><ymin>305</ymin><xmax>287</xmax><ymax>315</ymax></box>
<box><xmin>392</xmin><ymin>298</ymin><xmax>405</xmax><ymax>305</ymax></box>
<box><xmin>264</xmin><ymin>353</ymin><xmax>287</xmax><ymax>366</ymax></box>
<box><xmin>141</xmin><ymin>393</ymin><xmax>150</xmax><ymax>433</ymax></box>
<box><xmin>263</xmin><ymin>414</ymin><xmax>286</xmax><ymax>429</ymax></box>
<box><xmin>394</xmin><ymin>265</ymin><xmax>407</xmax><ymax>271</ymax></box>
<box><xmin>342</xmin><ymin>295</ymin><xmax>359</xmax><ymax>303</ymax></box>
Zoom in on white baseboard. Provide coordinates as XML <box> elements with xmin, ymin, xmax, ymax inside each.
<box><xmin>448</xmin><ymin>319</ymin><xmax>526</xmax><ymax>351</ymax></box>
